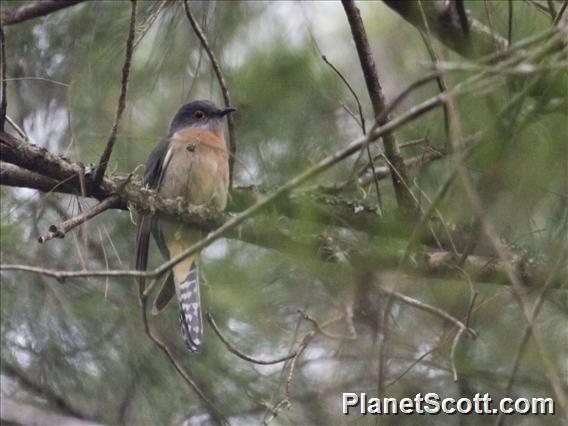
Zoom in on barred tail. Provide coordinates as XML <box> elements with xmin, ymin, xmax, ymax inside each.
<box><xmin>176</xmin><ymin>262</ymin><xmax>203</xmax><ymax>352</ymax></box>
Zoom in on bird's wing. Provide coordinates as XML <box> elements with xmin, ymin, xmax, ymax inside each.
<box><xmin>135</xmin><ymin>137</ymin><xmax>172</xmax><ymax>301</ymax></box>
<box><xmin>150</xmin><ymin>217</ymin><xmax>176</xmax><ymax>314</ymax></box>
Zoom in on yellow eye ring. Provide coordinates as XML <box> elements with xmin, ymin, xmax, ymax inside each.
<box><xmin>194</xmin><ymin>110</ymin><xmax>205</xmax><ymax>120</ymax></box>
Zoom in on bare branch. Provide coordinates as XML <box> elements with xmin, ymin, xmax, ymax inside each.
<box><xmin>322</xmin><ymin>55</ymin><xmax>366</xmax><ymax>134</ymax></box>
<box><xmin>0</xmin><ymin>0</ymin><xmax>85</xmax><ymax>26</ymax></box>
<box><xmin>133</xmin><ymin>0</ymin><xmax>168</xmax><ymax>50</ymax></box>
<box><xmin>94</xmin><ymin>0</ymin><xmax>137</xmax><ymax>186</ymax></box>
<box><xmin>553</xmin><ymin>0</ymin><xmax>568</xmax><ymax>25</ymax></box>
<box><xmin>321</xmin><ymin>54</ymin><xmax>383</xmax><ymax>215</ymax></box>
<box><xmin>1</xmin><ymin>131</ymin><xmax>227</xmax><ymax>230</ymax></box>
<box><xmin>183</xmin><ymin>0</ymin><xmax>237</xmax><ymax>187</ymax></box>
<box><xmin>0</xmin><ymin>24</ymin><xmax>6</xmax><ymax>132</ymax></box>
<box><xmin>263</xmin><ymin>332</ymin><xmax>315</xmax><ymax>425</ymax></box>
<box><xmin>0</xmin><ymin>161</ymin><xmax>76</xmax><ymax>194</ymax></box>
<box><xmin>298</xmin><ymin>310</ymin><xmax>357</xmax><ymax>340</ymax></box>
<box><xmin>342</xmin><ymin>0</ymin><xmax>415</xmax><ymax>215</ymax></box>
<box><xmin>139</xmin><ymin>295</ymin><xmax>227</xmax><ymax>425</ymax></box>
<box><xmin>378</xmin><ymin>285</ymin><xmax>477</xmax><ymax>338</ymax></box>
<box><xmin>38</xmin><ymin>194</ymin><xmax>120</xmax><ymax>243</ymax></box>
<box><xmin>358</xmin><ymin>147</ymin><xmax>445</xmax><ymax>187</ymax></box>
<box><xmin>207</xmin><ymin>313</ymin><xmax>297</xmax><ymax>365</ymax></box>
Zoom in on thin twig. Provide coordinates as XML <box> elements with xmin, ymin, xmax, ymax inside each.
<box><xmin>5</xmin><ymin>116</ymin><xmax>27</xmax><ymax>140</ymax></box>
<box><xmin>553</xmin><ymin>0</ymin><xmax>568</xmax><ymax>25</ymax></box>
<box><xmin>263</xmin><ymin>332</ymin><xmax>315</xmax><ymax>425</ymax></box>
<box><xmin>298</xmin><ymin>310</ymin><xmax>357</xmax><ymax>341</ymax></box>
<box><xmin>94</xmin><ymin>0</ymin><xmax>137</xmax><ymax>187</ymax></box>
<box><xmin>322</xmin><ymin>55</ymin><xmax>366</xmax><ymax>134</ymax></box>
<box><xmin>483</xmin><ymin>0</ymin><xmax>501</xmax><ymax>52</ymax></box>
<box><xmin>450</xmin><ymin>291</ymin><xmax>478</xmax><ymax>382</ymax></box>
<box><xmin>38</xmin><ymin>194</ymin><xmax>120</xmax><ymax>243</ymax></box>
<box><xmin>207</xmin><ymin>313</ymin><xmax>297</xmax><ymax>365</ymax></box>
<box><xmin>385</xmin><ymin>348</ymin><xmax>436</xmax><ymax>389</ymax></box>
<box><xmin>132</xmin><ymin>0</ymin><xmax>168</xmax><ymax>50</ymax></box>
<box><xmin>547</xmin><ymin>0</ymin><xmax>557</xmax><ymax>18</ymax></box>
<box><xmin>0</xmin><ymin>0</ymin><xmax>85</xmax><ymax>26</ymax></box>
<box><xmin>416</xmin><ymin>1</ymin><xmax>450</xmax><ymax>149</ymax></box>
<box><xmin>0</xmin><ymin>24</ymin><xmax>6</xmax><ymax>132</ymax></box>
<box><xmin>375</xmin><ymin>288</ymin><xmax>393</xmax><ymax>398</ymax></box>
<box><xmin>450</xmin><ymin>327</ymin><xmax>466</xmax><ymax>382</ymax></box>
<box><xmin>525</xmin><ymin>0</ymin><xmax>554</xmax><ymax>17</ymax></box>
<box><xmin>183</xmin><ymin>0</ymin><xmax>236</xmax><ymax>187</ymax></box>
<box><xmin>140</xmin><ymin>294</ymin><xmax>227</xmax><ymax>425</ymax></box>
<box><xmin>342</xmin><ymin>0</ymin><xmax>414</xmax><ymax>215</ymax></box>
<box><xmin>379</xmin><ymin>286</ymin><xmax>477</xmax><ymax>338</ymax></box>
<box><xmin>321</xmin><ymin>54</ymin><xmax>383</xmax><ymax>215</ymax></box>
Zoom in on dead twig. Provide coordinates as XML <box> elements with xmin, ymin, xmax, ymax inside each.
<box><xmin>133</xmin><ymin>0</ymin><xmax>168</xmax><ymax>49</ymax></box>
<box><xmin>94</xmin><ymin>0</ymin><xmax>137</xmax><ymax>187</ymax></box>
<box><xmin>0</xmin><ymin>0</ymin><xmax>85</xmax><ymax>26</ymax></box>
<box><xmin>183</xmin><ymin>0</ymin><xmax>236</xmax><ymax>187</ymax></box>
<box><xmin>298</xmin><ymin>310</ymin><xmax>357</xmax><ymax>340</ymax></box>
<box><xmin>207</xmin><ymin>313</ymin><xmax>297</xmax><ymax>365</ymax></box>
<box><xmin>342</xmin><ymin>0</ymin><xmax>414</xmax><ymax>216</ymax></box>
<box><xmin>140</xmin><ymin>293</ymin><xmax>227</xmax><ymax>425</ymax></box>
<box><xmin>38</xmin><ymin>194</ymin><xmax>120</xmax><ymax>243</ymax></box>
<box><xmin>0</xmin><ymin>25</ymin><xmax>6</xmax><ymax>132</ymax></box>
<box><xmin>450</xmin><ymin>292</ymin><xmax>478</xmax><ymax>382</ymax></box>
<box><xmin>378</xmin><ymin>286</ymin><xmax>478</xmax><ymax>338</ymax></box>
<box><xmin>321</xmin><ymin>54</ymin><xmax>383</xmax><ymax>216</ymax></box>
<box><xmin>263</xmin><ymin>332</ymin><xmax>315</xmax><ymax>425</ymax></box>
<box><xmin>553</xmin><ymin>0</ymin><xmax>568</xmax><ymax>25</ymax></box>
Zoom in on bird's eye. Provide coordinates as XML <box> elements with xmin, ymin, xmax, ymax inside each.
<box><xmin>194</xmin><ymin>110</ymin><xmax>205</xmax><ymax>120</ymax></box>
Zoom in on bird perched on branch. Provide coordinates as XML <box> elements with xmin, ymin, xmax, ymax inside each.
<box><xmin>135</xmin><ymin>100</ymin><xmax>235</xmax><ymax>352</ymax></box>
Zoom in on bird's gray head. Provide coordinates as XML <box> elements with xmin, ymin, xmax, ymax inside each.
<box><xmin>169</xmin><ymin>100</ymin><xmax>236</xmax><ymax>135</ymax></box>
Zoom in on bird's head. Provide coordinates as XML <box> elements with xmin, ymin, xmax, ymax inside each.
<box><xmin>169</xmin><ymin>100</ymin><xmax>235</xmax><ymax>135</ymax></box>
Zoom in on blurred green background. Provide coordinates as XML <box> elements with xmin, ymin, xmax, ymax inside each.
<box><xmin>1</xmin><ymin>1</ymin><xmax>566</xmax><ymax>425</ymax></box>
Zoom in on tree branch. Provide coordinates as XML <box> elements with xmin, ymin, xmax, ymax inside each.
<box><xmin>0</xmin><ymin>161</ymin><xmax>77</xmax><ymax>193</ymax></box>
<box><xmin>342</xmin><ymin>0</ymin><xmax>415</xmax><ymax>216</ymax></box>
<box><xmin>93</xmin><ymin>0</ymin><xmax>137</xmax><ymax>187</ymax></box>
<box><xmin>0</xmin><ymin>0</ymin><xmax>85</xmax><ymax>26</ymax></box>
<box><xmin>0</xmin><ymin>24</ymin><xmax>6</xmax><ymax>132</ymax></box>
<box><xmin>377</xmin><ymin>284</ymin><xmax>477</xmax><ymax>338</ymax></box>
<box><xmin>183</xmin><ymin>0</ymin><xmax>237</xmax><ymax>187</ymax></box>
<box><xmin>139</xmin><ymin>293</ymin><xmax>227</xmax><ymax>425</ymax></box>
<box><xmin>207</xmin><ymin>313</ymin><xmax>297</xmax><ymax>365</ymax></box>
<box><xmin>38</xmin><ymin>194</ymin><xmax>121</xmax><ymax>243</ymax></box>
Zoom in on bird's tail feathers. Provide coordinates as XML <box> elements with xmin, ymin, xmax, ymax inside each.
<box><xmin>175</xmin><ymin>262</ymin><xmax>203</xmax><ymax>352</ymax></box>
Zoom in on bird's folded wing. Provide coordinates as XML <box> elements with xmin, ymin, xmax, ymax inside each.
<box><xmin>134</xmin><ymin>136</ymin><xmax>172</xmax><ymax>302</ymax></box>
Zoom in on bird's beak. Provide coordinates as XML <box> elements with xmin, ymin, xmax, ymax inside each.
<box><xmin>219</xmin><ymin>107</ymin><xmax>237</xmax><ymax>116</ymax></box>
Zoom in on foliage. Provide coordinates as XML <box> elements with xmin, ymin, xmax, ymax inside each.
<box><xmin>1</xmin><ymin>1</ymin><xmax>566</xmax><ymax>425</ymax></box>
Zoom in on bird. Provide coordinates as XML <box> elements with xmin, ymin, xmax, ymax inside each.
<box><xmin>135</xmin><ymin>100</ymin><xmax>235</xmax><ymax>352</ymax></box>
